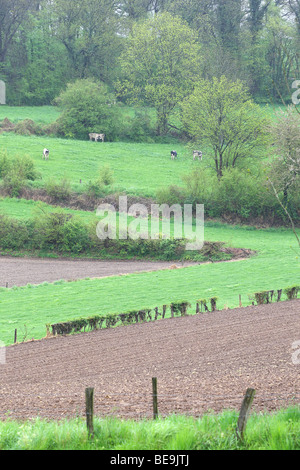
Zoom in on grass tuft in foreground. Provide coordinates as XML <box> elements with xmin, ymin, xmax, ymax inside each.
<box><xmin>0</xmin><ymin>408</ymin><xmax>299</xmax><ymax>450</ymax></box>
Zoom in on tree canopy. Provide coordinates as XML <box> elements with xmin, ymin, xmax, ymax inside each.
<box><xmin>117</xmin><ymin>12</ymin><xmax>202</xmax><ymax>134</ymax></box>
<box><xmin>0</xmin><ymin>1</ymin><xmax>299</xmax><ymax>113</ymax></box>
<box><xmin>180</xmin><ymin>76</ymin><xmax>270</xmax><ymax>177</ymax></box>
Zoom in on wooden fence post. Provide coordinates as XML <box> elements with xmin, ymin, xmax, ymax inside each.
<box><xmin>152</xmin><ymin>377</ymin><xmax>158</xmax><ymax>420</ymax></box>
<box><xmin>170</xmin><ymin>305</ymin><xmax>174</xmax><ymax>318</ymax></box>
<box><xmin>85</xmin><ymin>387</ymin><xmax>94</xmax><ymax>439</ymax></box>
<box><xmin>236</xmin><ymin>388</ymin><xmax>256</xmax><ymax>441</ymax></box>
<box><xmin>14</xmin><ymin>329</ymin><xmax>17</xmax><ymax>344</ymax></box>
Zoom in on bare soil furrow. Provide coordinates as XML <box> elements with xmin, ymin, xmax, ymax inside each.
<box><xmin>1</xmin><ymin>300</ymin><xmax>299</xmax><ymax>420</ymax></box>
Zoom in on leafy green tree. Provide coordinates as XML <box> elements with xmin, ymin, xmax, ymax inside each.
<box><xmin>118</xmin><ymin>0</ymin><xmax>167</xmax><ymax>20</ymax></box>
<box><xmin>19</xmin><ymin>10</ymin><xmax>71</xmax><ymax>105</ymax></box>
<box><xmin>52</xmin><ymin>0</ymin><xmax>122</xmax><ymax>84</ymax></box>
<box><xmin>269</xmin><ymin>106</ymin><xmax>300</xmax><ymax>204</ymax></box>
<box><xmin>248</xmin><ymin>0</ymin><xmax>271</xmax><ymax>43</ymax></box>
<box><xmin>268</xmin><ymin>105</ymin><xmax>300</xmax><ymax>250</ymax></box>
<box><xmin>245</xmin><ymin>0</ymin><xmax>271</xmax><ymax>95</ymax></box>
<box><xmin>286</xmin><ymin>0</ymin><xmax>300</xmax><ymax>35</ymax></box>
<box><xmin>0</xmin><ymin>0</ymin><xmax>38</xmax><ymax>63</ymax></box>
<box><xmin>260</xmin><ymin>2</ymin><xmax>299</xmax><ymax>101</ymax></box>
<box><xmin>165</xmin><ymin>0</ymin><xmax>214</xmax><ymax>27</ymax></box>
<box><xmin>55</xmin><ymin>79</ymin><xmax>119</xmax><ymax>140</ymax></box>
<box><xmin>216</xmin><ymin>0</ymin><xmax>242</xmax><ymax>55</ymax></box>
<box><xmin>180</xmin><ymin>76</ymin><xmax>270</xmax><ymax>178</ymax></box>
<box><xmin>117</xmin><ymin>12</ymin><xmax>202</xmax><ymax>135</ymax></box>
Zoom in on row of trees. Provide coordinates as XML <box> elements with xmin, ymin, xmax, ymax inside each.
<box><xmin>1</xmin><ymin>1</ymin><xmax>300</xmax><ymax>105</ymax></box>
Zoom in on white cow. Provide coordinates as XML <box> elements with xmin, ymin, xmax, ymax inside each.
<box><xmin>43</xmin><ymin>148</ymin><xmax>49</xmax><ymax>160</ymax></box>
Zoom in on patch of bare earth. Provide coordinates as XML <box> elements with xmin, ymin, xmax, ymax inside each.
<box><xmin>0</xmin><ymin>253</ymin><xmax>252</xmax><ymax>288</ymax></box>
<box><xmin>0</xmin><ymin>257</ymin><xmax>195</xmax><ymax>287</ymax></box>
<box><xmin>1</xmin><ymin>300</ymin><xmax>299</xmax><ymax>420</ymax></box>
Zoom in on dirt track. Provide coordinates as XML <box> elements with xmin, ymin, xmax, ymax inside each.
<box><xmin>1</xmin><ymin>300</ymin><xmax>299</xmax><ymax>420</ymax></box>
<box><xmin>0</xmin><ymin>256</ymin><xmax>195</xmax><ymax>287</ymax></box>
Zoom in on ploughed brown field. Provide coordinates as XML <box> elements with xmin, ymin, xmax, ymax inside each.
<box><xmin>0</xmin><ymin>254</ymin><xmax>250</xmax><ymax>288</ymax></box>
<box><xmin>0</xmin><ymin>257</ymin><xmax>196</xmax><ymax>287</ymax></box>
<box><xmin>1</xmin><ymin>300</ymin><xmax>299</xmax><ymax>420</ymax></box>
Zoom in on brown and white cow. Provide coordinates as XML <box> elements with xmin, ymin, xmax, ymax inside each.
<box><xmin>89</xmin><ymin>133</ymin><xmax>105</xmax><ymax>142</ymax></box>
<box><xmin>193</xmin><ymin>150</ymin><xmax>202</xmax><ymax>161</ymax></box>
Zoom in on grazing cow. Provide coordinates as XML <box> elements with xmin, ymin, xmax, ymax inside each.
<box><xmin>43</xmin><ymin>148</ymin><xmax>49</xmax><ymax>160</ymax></box>
<box><xmin>171</xmin><ymin>150</ymin><xmax>177</xmax><ymax>160</ymax></box>
<box><xmin>89</xmin><ymin>132</ymin><xmax>105</xmax><ymax>142</ymax></box>
<box><xmin>193</xmin><ymin>150</ymin><xmax>203</xmax><ymax>161</ymax></box>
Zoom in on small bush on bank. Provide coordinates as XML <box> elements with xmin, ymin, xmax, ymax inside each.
<box><xmin>156</xmin><ymin>166</ymin><xmax>300</xmax><ymax>225</ymax></box>
<box><xmin>0</xmin><ymin>152</ymin><xmax>40</xmax><ymax>197</ymax></box>
<box><xmin>14</xmin><ymin>119</ymin><xmax>43</xmax><ymax>136</ymax></box>
<box><xmin>45</xmin><ymin>177</ymin><xmax>72</xmax><ymax>202</ymax></box>
<box><xmin>33</xmin><ymin>211</ymin><xmax>89</xmax><ymax>254</ymax></box>
<box><xmin>0</xmin><ymin>214</ymin><xmax>32</xmax><ymax>250</ymax></box>
<box><xmin>0</xmin><ymin>151</ymin><xmax>11</xmax><ymax>178</ymax></box>
<box><xmin>98</xmin><ymin>165</ymin><xmax>114</xmax><ymax>187</ymax></box>
<box><xmin>15</xmin><ymin>155</ymin><xmax>40</xmax><ymax>181</ymax></box>
<box><xmin>156</xmin><ymin>185</ymin><xmax>186</xmax><ymax>206</ymax></box>
<box><xmin>2</xmin><ymin>168</ymin><xmax>27</xmax><ymax>197</ymax></box>
<box><xmin>84</xmin><ymin>166</ymin><xmax>114</xmax><ymax>199</ymax></box>
<box><xmin>61</xmin><ymin>217</ymin><xmax>91</xmax><ymax>254</ymax></box>
<box><xmin>0</xmin><ymin>152</ymin><xmax>39</xmax><ymax>181</ymax></box>
<box><xmin>84</xmin><ymin>180</ymin><xmax>107</xmax><ymax>199</ymax></box>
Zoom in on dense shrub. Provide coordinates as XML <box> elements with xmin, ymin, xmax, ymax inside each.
<box><xmin>156</xmin><ymin>166</ymin><xmax>300</xmax><ymax>224</ymax></box>
<box><xmin>33</xmin><ymin>211</ymin><xmax>70</xmax><ymax>251</ymax></box>
<box><xmin>84</xmin><ymin>166</ymin><xmax>114</xmax><ymax>199</ymax></box>
<box><xmin>14</xmin><ymin>119</ymin><xmax>43</xmax><ymax>136</ymax></box>
<box><xmin>87</xmin><ymin>219</ymin><xmax>188</xmax><ymax>260</ymax></box>
<box><xmin>98</xmin><ymin>165</ymin><xmax>114</xmax><ymax>186</ymax></box>
<box><xmin>33</xmin><ymin>211</ymin><xmax>89</xmax><ymax>253</ymax></box>
<box><xmin>15</xmin><ymin>155</ymin><xmax>40</xmax><ymax>181</ymax></box>
<box><xmin>61</xmin><ymin>218</ymin><xmax>90</xmax><ymax>253</ymax></box>
<box><xmin>54</xmin><ymin>79</ymin><xmax>120</xmax><ymax>140</ymax></box>
<box><xmin>0</xmin><ymin>151</ymin><xmax>12</xmax><ymax>178</ymax></box>
<box><xmin>212</xmin><ymin>168</ymin><xmax>270</xmax><ymax>219</ymax></box>
<box><xmin>42</xmin><ymin>121</ymin><xmax>63</xmax><ymax>137</ymax></box>
<box><xmin>0</xmin><ymin>215</ymin><xmax>31</xmax><ymax>250</ymax></box>
<box><xmin>181</xmin><ymin>168</ymin><xmax>217</xmax><ymax>207</ymax></box>
<box><xmin>84</xmin><ymin>180</ymin><xmax>107</xmax><ymax>199</ymax></box>
<box><xmin>45</xmin><ymin>178</ymin><xmax>72</xmax><ymax>202</ymax></box>
<box><xmin>120</xmin><ymin>109</ymin><xmax>155</xmax><ymax>142</ymax></box>
<box><xmin>2</xmin><ymin>168</ymin><xmax>27</xmax><ymax>197</ymax></box>
<box><xmin>0</xmin><ymin>153</ymin><xmax>40</xmax><ymax>196</ymax></box>
<box><xmin>0</xmin><ymin>153</ymin><xmax>39</xmax><ymax>181</ymax></box>
<box><xmin>156</xmin><ymin>185</ymin><xmax>186</xmax><ymax>206</ymax></box>
<box><xmin>0</xmin><ymin>208</ymin><xmax>245</xmax><ymax>262</ymax></box>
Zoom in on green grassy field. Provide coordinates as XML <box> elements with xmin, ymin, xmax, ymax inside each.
<box><xmin>0</xmin><ymin>105</ymin><xmax>298</xmax><ymax>346</ymax></box>
<box><xmin>0</xmin><ymin>196</ymin><xmax>97</xmax><ymax>221</ymax></box>
<box><xmin>0</xmin><ymin>105</ymin><xmax>61</xmax><ymax>125</ymax></box>
<box><xmin>0</xmin><ymin>103</ymin><xmax>283</xmax><ymax>198</ymax></box>
<box><xmin>0</xmin><ymin>133</ymin><xmax>196</xmax><ymax>197</ymax></box>
<box><xmin>0</xmin><ymin>106</ymin><xmax>299</xmax><ymax>450</ymax></box>
<box><xmin>0</xmin><ymin>217</ymin><xmax>298</xmax><ymax>345</ymax></box>
<box><xmin>0</xmin><ymin>408</ymin><xmax>299</xmax><ymax>450</ymax></box>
